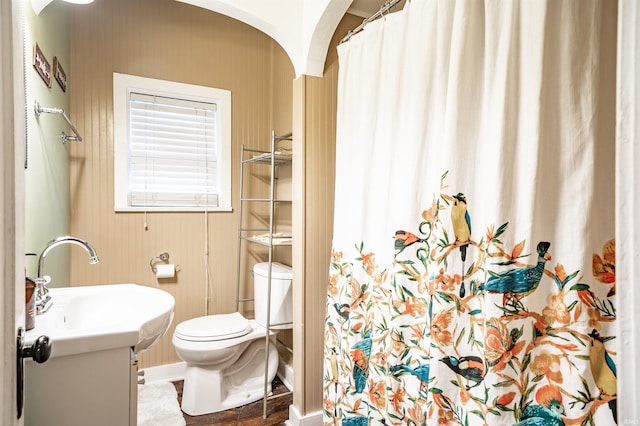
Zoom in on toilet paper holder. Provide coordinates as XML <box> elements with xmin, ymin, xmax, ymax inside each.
<box><xmin>150</xmin><ymin>252</ymin><xmax>179</xmax><ymax>274</ymax></box>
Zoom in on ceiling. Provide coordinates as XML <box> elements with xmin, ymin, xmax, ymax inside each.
<box><xmin>348</xmin><ymin>0</ymin><xmax>390</xmax><ymax>17</ymax></box>
<box><xmin>173</xmin><ymin>0</ymin><xmax>407</xmax><ymax>76</ymax></box>
<box><xmin>31</xmin><ymin>0</ymin><xmax>405</xmax><ymax>77</ymax></box>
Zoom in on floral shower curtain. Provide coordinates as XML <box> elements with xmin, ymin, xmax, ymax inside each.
<box><xmin>323</xmin><ymin>1</ymin><xmax>617</xmax><ymax>425</ymax></box>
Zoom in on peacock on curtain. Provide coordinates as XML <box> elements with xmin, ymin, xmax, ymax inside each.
<box><xmin>323</xmin><ymin>1</ymin><xmax>617</xmax><ymax>425</ymax></box>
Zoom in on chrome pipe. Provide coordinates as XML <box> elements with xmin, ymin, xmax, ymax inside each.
<box><xmin>340</xmin><ymin>0</ymin><xmax>404</xmax><ymax>44</ymax></box>
<box><xmin>34</xmin><ymin>100</ymin><xmax>83</xmax><ymax>143</ymax></box>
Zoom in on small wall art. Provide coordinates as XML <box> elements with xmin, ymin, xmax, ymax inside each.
<box><xmin>33</xmin><ymin>43</ymin><xmax>52</xmax><ymax>88</ymax></box>
<box><xmin>53</xmin><ymin>57</ymin><xmax>67</xmax><ymax>92</ymax></box>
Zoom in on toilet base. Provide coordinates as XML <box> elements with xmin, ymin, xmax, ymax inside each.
<box><xmin>180</xmin><ymin>338</ymin><xmax>279</xmax><ymax>416</ymax></box>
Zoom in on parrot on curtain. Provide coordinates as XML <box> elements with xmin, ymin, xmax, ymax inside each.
<box><xmin>480</xmin><ymin>241</ymin><xmax>551</xmax><ymax>306</ymax></box>
<box><xmin>394</xmin><ymin>230</ymin><xmax>426</xmax><ymax>255</ymax></box>
<box><xmin>342</xmin><ymin>417</ymin><xmax>368</xmax><ymax>426</ymax></box>
<box><xmin>588</xmin><ymin>329</ymin><xmax>617</xmax><ymax>423</ymax></box>
<box><xmin>440</xmin><ymin>355</ymin><xmax>485</xmax><ymax>389</ymax></box>
<box><xmin>333</xmin><ymin>283</ymin><xmax>368</xmax><ymax>322</ymax></box>
<box><xmin>451</xmin><ymin>193</ymin><xmax>471</xmax><ymax>297</ymax></box>
<box><xmin>389</xmin><ymin>363</ymin><xmax>430</xmax><ymax>390</ymax></box>
<box><xmin>513</xmin><ymin>402</ymin><xmax>566</xmax><ymax>426</ymax></box>
<box><xmin>513</xmin><ymin>384</ymin><xmax>566</xmax><ymax>425</ymax></box>
<box><xmin>350</xmin><ymin>331</ymin><xmax>372</xmax><ymax>393</ymax></box>
<box><xmin>451</xmin><ymin>193</ymin><xmax>472</xmax><ymax>261</ymax></box>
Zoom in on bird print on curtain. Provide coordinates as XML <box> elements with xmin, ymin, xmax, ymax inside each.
<box><xmin>450</xmin><ymin>193</ymin><xmax>471</xmax><ymax>298</ymax></box>
<box><xmin>323</xmin><ymin>172</ymin><xmax>617</xmax><ymax>426</ymax></box>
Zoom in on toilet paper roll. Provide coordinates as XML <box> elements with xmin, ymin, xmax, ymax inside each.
<box><xmin>156</xmin><ymin>264</ymin><xmax>175</xmax><ymax>279</ymax></box>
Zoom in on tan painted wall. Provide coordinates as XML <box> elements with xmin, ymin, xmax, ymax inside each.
<box><xmin>292</xmin><ymin>12</ymin><xmax>361</xmax><ymax>417</ymax></box>
<box><xmin>67</xmin><ymin>0</ymin><xmax>294</xmax><ymax>369</ymax></box>
<box><xmin>66</xmin><ymin>0</ymin><xmax>363</xmax><ymax>416</ymax></box>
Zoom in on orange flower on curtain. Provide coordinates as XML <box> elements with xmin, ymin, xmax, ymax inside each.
<box><xmin>323</xmin><ymin>173</ymin><xmax>617</xmax><ymax>426</ymax></box>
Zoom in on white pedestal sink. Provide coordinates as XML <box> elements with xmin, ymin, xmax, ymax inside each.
<box><xmin>23</xmin><ymin>284</ymin><xmax>175</xmax><ymax>426</ymax></box>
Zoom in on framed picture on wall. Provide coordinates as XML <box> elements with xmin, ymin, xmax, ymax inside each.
<box><xmin>53</xmin><ymin>57</ymin><xmax>67</xmax><ymax>92</ymax></box>
<box><xmin>33</xmin><ymin>43</ymin><xmax>52</xmax><ymax>88</ymax></box>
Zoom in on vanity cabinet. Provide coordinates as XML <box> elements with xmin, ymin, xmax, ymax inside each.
<box><xmin>25</xmin><ymin>346</ymin><xmax>138</xmax><ymax>426</ymax></box>
<box><xmin>21</xmin><ymin>283</ymin><xmax>174</xmax><ymax>426</ymax></box>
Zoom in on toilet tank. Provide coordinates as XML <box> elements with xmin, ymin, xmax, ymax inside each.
<box><xmin>253</xmin><ymin>262</ymin><xmax>293</xmax><ymax>329</ymax></box>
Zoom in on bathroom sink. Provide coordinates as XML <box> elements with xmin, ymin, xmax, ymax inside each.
<box><xmin>24</xmin><ymin>283</ymin><xmax>175</xmax><ymax>357</ymax></box>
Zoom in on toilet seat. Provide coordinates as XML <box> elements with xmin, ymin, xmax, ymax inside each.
<box><xmin>174</xmin><ymin>312</ymin><xmax>251</xmax><ymax>342</ymax></box>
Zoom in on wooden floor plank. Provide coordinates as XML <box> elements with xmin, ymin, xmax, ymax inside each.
<box><xmin>172</xmin><ymin>377</ymin><xmax>292</xmax><ymax>426</ymax></box>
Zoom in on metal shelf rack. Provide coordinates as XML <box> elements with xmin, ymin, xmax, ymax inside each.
<box><xmin>235</xmin><ymin>131</ymin><xmax>293</xmax><ymax>418</ymax></box>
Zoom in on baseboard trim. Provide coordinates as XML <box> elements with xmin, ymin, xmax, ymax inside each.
<box><xmin>278</xmin><ymin>360</ymin><xmax>294</xmax><ymax>390</ymax></box>
<box><xmin>286</xmin><ymin>405</ymin><xmax>322</xmax><ymax>426</ymax></box>
<box><xmin>139</xmin><ymin>362</ymin><xmax>186</xmax><ymax>384</ymax></box>
<box><xmin>142</xmin><ymin>360</ymin><xmax>293</xmax><ymax>387</ymax></box>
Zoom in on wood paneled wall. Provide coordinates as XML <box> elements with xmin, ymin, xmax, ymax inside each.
<box><xmin>292</xmin><ymin>13</ymin><xmax>361</xmax><ymax>418</ymax></box>
<box><xmin>68</xmin><ymin>0</ymin><xmax>294</xmax><ymax>369</ymax></box>
<box><xmin>67</xmin><ymin>0</ymin><xmax>363</xmax><ymax>417</ymax></box>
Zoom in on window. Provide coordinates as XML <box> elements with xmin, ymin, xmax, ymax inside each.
<box><xmin>114</xmin><ymin>73</ymin><xmax>232</xmax><ymax>212</ymax></box>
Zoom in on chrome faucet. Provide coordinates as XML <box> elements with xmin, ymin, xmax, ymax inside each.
<box><xmin>35</xmin><ymin>235</ymin><xmax>100</xmax><ymax>314</ymax></box>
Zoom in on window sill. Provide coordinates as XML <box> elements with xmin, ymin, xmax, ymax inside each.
<box><xmin>114</xmin><ymin>206</ymin><xmax>233</xmax><ymax>213</ymax></box>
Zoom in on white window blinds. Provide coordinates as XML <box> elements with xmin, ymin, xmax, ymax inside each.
<box><xmin>128</xmin><ymin>93</ymin><xmax>220</xmax><ymax>208</ymax></box>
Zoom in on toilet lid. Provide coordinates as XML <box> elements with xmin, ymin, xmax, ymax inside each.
<box><xmin>175</xmin><ymin>312</ymin><xmax>251</xmax><ymax>342</ymax></box>
<box><xmin>253</xmin><ymin>262</ymin><xmax>292</xmax><ymax>279</ymax></box>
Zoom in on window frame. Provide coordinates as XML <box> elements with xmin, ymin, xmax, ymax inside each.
<box><xmin>113</xmin><ymin>72</ymin><xmax>232</xmax><ymax>212</ymax></box>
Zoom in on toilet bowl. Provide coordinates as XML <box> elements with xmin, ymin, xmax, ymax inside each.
<box><xmin>172</xmin><ymin>262</ymin><xmax>292</xmax><ymax>416</ymax></box>
<box><xmin>172</xmin><ymin>312</ymin><xmax>279</xmax><ymax>415</ymax></box>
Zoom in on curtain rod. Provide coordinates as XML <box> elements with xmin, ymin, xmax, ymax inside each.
<box><xmin>340</xmin><ymin>0</ymin><xmax>404</xmax><ymax>44</ymax></box>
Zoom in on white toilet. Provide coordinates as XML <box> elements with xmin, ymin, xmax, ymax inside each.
<box><xmin>172</xmin><ymin>262</ymin><xmax>293</xmax><ymax>416</ymax></box>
